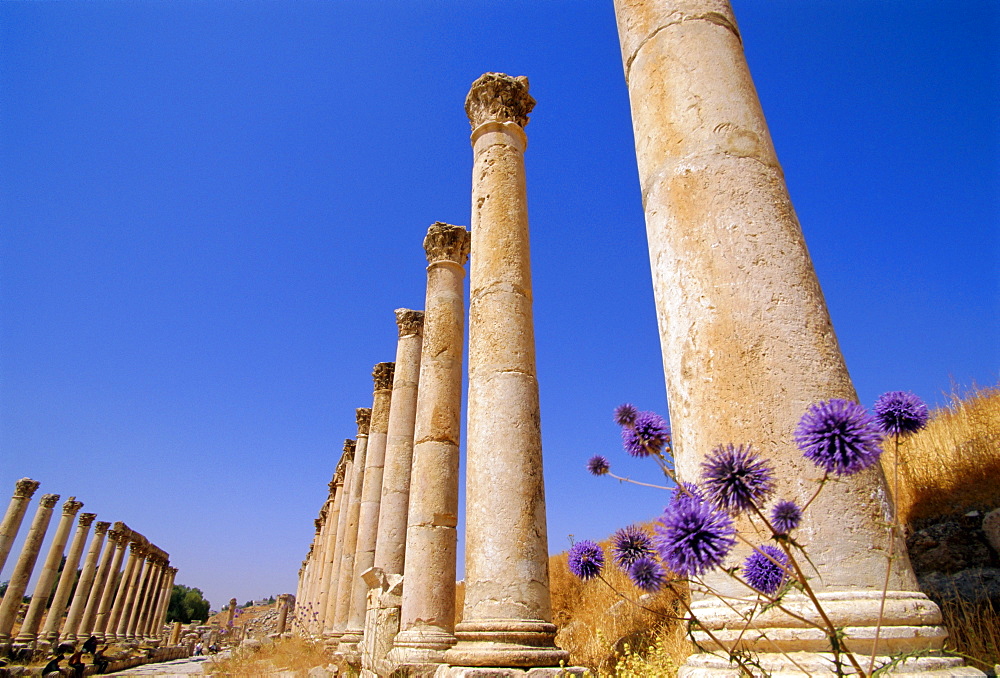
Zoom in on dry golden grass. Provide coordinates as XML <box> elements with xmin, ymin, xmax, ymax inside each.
<box><xmin>940</xmin><ymin>599</ymin><xmax>1000</xmax><ymax>673</ymax></box>
<box><xmin>206</xmin><ymin>635</ymin><xmax>332</xmax><ymax>676</ymax></box>
<box><xmin>882</xmin><ymin>386</ymin><xmax>1000</xmax><ymax>524</ymax></box>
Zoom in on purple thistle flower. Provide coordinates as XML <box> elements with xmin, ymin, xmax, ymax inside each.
<box><xmin>743</xmin><ymin>545</ymin><xmax>789</xmax><ymax>596</ymax></box>
<box><xmin>628</xmin><ymin>556</ymin><xmax>668</xmax><ymax>592</ymax></box>
<box><xmin>614</xmin><ymin>403</ymin><xmax>638</xmax><ymax>426</ymax></box>
<box><xmin>586</xmin><ymin>455</ymin><xmax>610</xmax><ymax>476</ymax></box>
<box><xmin>567</xmin><ymin>540</ymin><xmax>604</xmax><ymax>581</ymax></box>
<box><xmin>794</xmin><ymin>399</ymin><xmax>883</xmax><ymax>475</ymax></box>
<box><xmin>654</xmin><ymin>493</ymin><xmax>736</xmax><ymax>577</ymax></box>
<box><xmin>611</xmin><ymin>525</ymin><xmax>655</xmax><ymax>569</ymax></box>
<box><xmin>701</xmin><ymin>444</ymin><xmax>774</xmax><ymax>514</ymax></box>
<box><xmin>873</xmin><ymin>391</ymin><xmax>930</xmax><ymax>437</ymax></box>
<box><xmin>770</xmin><ymin>500</ymin><xmax>802</xmax><ymax>535</ymax></box>
<box><xmin>622</xmin><ymin>411</ymin><xmax>670</xmax><ymax>457</ymax></box>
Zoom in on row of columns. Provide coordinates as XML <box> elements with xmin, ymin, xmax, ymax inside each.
<box><xmin>294</xmin><ymin>73</ymin><xmax>575</xmax><ymax>675</ymax></box>
<box><xmin>0</xmin><ymin>479</ymin><xmax>178</xmax><ymax>655</ymax></box>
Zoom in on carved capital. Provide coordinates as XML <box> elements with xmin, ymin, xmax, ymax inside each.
<box><xmin>343</xmin><ymin>438</ymin><xmax>356</xmax><ymax>463</ymax></box>
<box><xmin>394</xmin><ymin>309</ymin><xmax>424</xmax><ymax>338</ymax></box>
<box><xmin>95</xmin><ymin>521</ymin><xmax>111</xmax><ymax>535</ymax></box>
<box><xmin>424</xmin><ymin>222</ymin><xmax>470</xmax><ymax>266</ymax></box>
<box><xmin>465</xmin><ymin>72</ymin><xmax>535</xmax><ymax>129</ymax></box>
<box><xmin>356</xmin><ymin>408</ymin><xmax>372</xmax><ymax>436</ymax></box>
<box><xmin>13</xmin><ymin>478</ymin><xmax>40</xmax><ymax>499</ymax></box>
<box><xmin>78</xmin><ymin>512</ymin><xmax>97</xmax><ymax>527</ymax></box>
<box><xmin>313</xmin><ymin>517</ymin><xmax>322</xmax><ymax>533</ymax></box>
<box><xmin>130</xmin><ymin>542</ymin><xmax>147</xmax><ymax>557</ymax></box>
<box><xmin>39</xmin><ymin>493</ymin><xmax>60</xmax><ymax>509</ymax></box>
<box><xmin>372</xmin><ymin>362</ymin><xmax>395</xmax><ymax>391</ymax></box>
<box><xmin>63</xmin><ymin>497</ymin><xmax>84</xmax><ymax>516</ymax></box>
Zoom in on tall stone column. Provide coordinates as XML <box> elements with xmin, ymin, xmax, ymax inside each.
<box><xmin>331</xmin><ymin>410</ymin><xmax>371</xmax><ymax>639</ymax></box>
<box><xmin>340</xmin><ymin>362</ymin><xmax>395</xmax><ymax>653</ymax></box>
<box><xmin>391</xmin><ymin>224</ymin><xmax>470</xmax><ymax>666</ymax></box>
<box><xmin>89</xmin><ymin>525</ymin><xmax>131</xmax><ymax>639</ymax></box>
<box><xmin>122</xmin><ymin>548</ymin><xmax>154</xmax><ymax>640</ymax></box>
<box><xmin>133</xmin><ymin>553</ymin><xmax>165</xmax><ymax>639</ymax></box>
<box><xmin>307</xmin><ymin>509</ymin><xmax>328</xmax><ymax>633</ymax></box>
<box><xmin>443</xmin><ymin>73</ymin><xmax>567</xmax><ymax>669</ymax></box>
<box><xmin>374</xmin><ymin>310</ymin><xmax>424</xmax><ymax>575</ymax></box>
<box><xmin>151</xmin><ymin>566</ymin><xmax>177</xmax><ymax>640</ymax></box>
<box><xmin>107</xmin><ymin>537</ymin><xmax>145</xmax><ymax>640</ymax></box>
<box><xmin>61</xmin><ymin>520</ymin><xmax>110</xmax><ymax>643</ymax></box>
<box><xmin>0</xmin><ymin>478</ymin><xmax>40</xmax><ymax>574</ymax></box>
<box><xmin>40</xmin><ymin>512</ymin><xmax>97</xmax><ymax>646</ymax></box>
<box><xmin>226</xmin><ymin>597</ymin><xmax>237</xmax><ymax>628</ymax></box>
<box><xmin>323</xmin><ymin>441</ymin><xmax>356</xmax><ymax>637</ymax></box>
<box><xmin>318</xmin><ymin>447</ymin><xmax>350</xmax><ymax>632</ymax></box>
<box><xmin>0</xmin><ymin>493</ymin><xmax>60</xmax><ymax>645</ymax></box>
<box><xmin>611</xmin><ymin>2</ymin><xmax>968</xmax><ymax>674</ymax></box>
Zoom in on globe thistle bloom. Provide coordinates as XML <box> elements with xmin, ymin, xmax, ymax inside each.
<box><xmin>794</xmin><ymin>399</ymin><xmax>883</xmax><ymax>475</ymax></box>
<box><xmin>568</xmin><ymin>540</ymin><xmax>604</xmax><ymax>581</ymax></box>
<box><xmin>612</xmin><ymin>524</ymin><xmax>655</xmax><ymax>569</ymax></box>
<box><xmin>743</xmin><ymin>544</ymin><xmax>789</xmax><ymax>596</ymax></box>
<box><xmin>654</xmin><ymin>493</ymin><xmax>736</xmax><ymax>577</ymax></box>
<box><xmin>622</xmin><ymin>411</ymin><xmax>670</xmax><ymax>457</ymax></box>
<box><xmin>586</xmin><ymin>455</ymin><xmax>610</xmax><ymax>476</ymax></box>
<box><xmin>770</xmin><ymin>500</ymin><xmax>802</xmax><ymax>535</ymax></box>
<box><xmin>701</xmin><ymin>444</ymin><xmax>775</xmax><ymax>514</ymax></box>
<box><xmin>614</xmin><ymin>403</ymin><xmax>638</xmax><ymax>426</ymax></box>
<box><xmin>628</xmin><ymin>556</ymin><xmax>668</xmax><ymax>593</ymax></box>
<box><xmin>873</xmin><ymin>391</ymin><xmax>930</xmax><ymax>437</ymax></box>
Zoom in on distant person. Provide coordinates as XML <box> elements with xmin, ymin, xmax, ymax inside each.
<box><xmin>68</xmin><ymin>648</ymin><xmax>86</xmax><ymax>678</ymax></box>
<box><xmin>93</xmin><ymin>646</ymin><xmax>109</xmax><ymax>674</ymax></box>
<box><xmin>82</xmin><ymin>634</ymin><xmax>99</xmax><ymax>655</ymax></box>
<box><xmin>194</xmin><ymin>641</ymin><xmax>203</xmax><ymax>656</ymax></box>
<box><xmin>41</xmin><ymin>653</ymin><xmax>62</xmax><ymax>677</ymax></box>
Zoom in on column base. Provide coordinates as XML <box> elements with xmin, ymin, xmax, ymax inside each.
<box><xmin>443</xmin><ymin>620</ymin><xmax>568</xmax><ymax>668</ymax></box>
<box><xmin>391</xmin><ymin>625</ymin><xmax>459</xmax><ymax>665</ymax></box>
<box><xmin>435</xmin><ymin>667</ymin><xmax>589</xmax><ymax>677</ymax></box>
<box><xmin>337</xmin><ymin>627</ymin><xmax>363</xmax><ymax>659</ymax></box>
<box><xmin>680</xmin><ymin>651</ymin><xmax>984</xmax><ymax>677</ymax></box>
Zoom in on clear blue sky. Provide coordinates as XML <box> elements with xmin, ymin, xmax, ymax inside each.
<box><xmin>2</xmin><ymin>1</ymin><xmax>997</xmax><ymax>610</ymax></box>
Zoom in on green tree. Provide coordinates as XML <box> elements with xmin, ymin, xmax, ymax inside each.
<box><xmin>166</xmin><ymin>585</ymin><xmax>210</xmax><ymax>624</ymax></box>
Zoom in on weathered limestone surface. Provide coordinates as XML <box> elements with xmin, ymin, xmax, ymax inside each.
<box><xmin>0</xmin><ymin>493</ymin><xmax>59</xmax><ymax>644</ymax></box>
<box><xmin>444</xmin><ymin>73</ymin><xmax>567</xmax><ymax>669</ymax></box>
<box><xmin>341</xmin><ymin>362</ymin><xmax>395</xmax><ymax>654</ymax></box>
<box><xmin>107</xmin><ymin>536</ymin><xmax>146</xmax><ymax>640</ymax></box>
<box><xmin>62</xmin><ymin>519</ymin><xmax>110</xmax><ymax>642</ymax></box>
<box><xmin>40</xmin><ymin>511</ymin><xmax>97</xmax><ymax>645</ymax></box>
<box><xmin>318</xmin><ymin>448</ymin><xmax>350</xmax><ymax>632</ymax></box>
<box><xmin>324</xmin><ymin>441</ymin><xmax>356</xmax><ymax>636</ymax></box>
<box><xmin>332</xmin><ymin>411</ymin><xmax>371</xmax><ymax>638</ymax></box>
<box><xmin>360</xmin><ymin>569</ymin><xmax>404</xmax><ymax>677</ymax></box>
<box><xmin>611</xmin><ymin>1</ymin><xmax>970</xmax><ymax>674</ymax></box>
<box><xmin>391</xmin><ymin>223</ymin><xmax>470</xmax><ymax>667</ymax></box>
<box><xmin>0</xmin><ymin>478</ymin><xmax>40</xmax><ymax>574</ymax></box>
<box><xmin>90</xmin><ymin>524</ymin><xmax>131</xmax><ymax>638</ymax></box>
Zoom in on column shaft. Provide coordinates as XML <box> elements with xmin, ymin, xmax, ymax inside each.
<box><xmin>0</xmin><ymin>493</ymin><xmax>60</xmax><ymax>643</ymax></box>
<box><xmin>331</xmin><ymin>411</ymin><xmax>371</xmax><ymax>637</ymax></box>
<box><xmin>392</xmin><ymin>224</ymin><xmax>469</xmax><ymax>665</ymax></box>
<box><xmin>318</xmin><ymin>445</ymin><xmax>351</xmax><ymax>632</ymax></box>
<box><xmin>41</xmin><ymin>512</ymin><xmax>97</xmax><ymax>644</ymax></box>
<box><xmin>0</xmin><ymin>479</ymin><xmax>40</xmax><ymax>575</ymax></box>
<box><xmin>323</xmin><ymin>444</ymin><xmax>356</xmax><ymax>635</ymax></box>
<box><xmin>88</xmin><ymin>527</ymin><xmax>130</xmax><ymax>639</ymax></box>
<box><xmin>61</xmin><ymin>520</ymin><xmax>110</xmax><ymax>643</ymax></box>
<box><xmin>106</xmin><ymin>540</ymin><xmax>143</xmax><ymax>640</ymax></box>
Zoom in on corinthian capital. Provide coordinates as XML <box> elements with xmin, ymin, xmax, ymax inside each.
<box><xmin>78</xmin><ymin>512</ymin><xmax>97</xmax><ymax>527</ymax></box>
<box><xmin>63</xmin><ymin>497</ymin><xmax>84</xmax><ymax>516</ymax></box>
<box><xmin>394</xmin><ymin>309</ymin><xmax>424</xmax><ymax>338</ymax></box>
<box><xmin>465</xmin><ymin>72</ymin><xmax>535</xmax><ymax>129</ymax></box>
<box><xmin>343</xmin><ymin>438</ymin><xmax>356</xmax><ymax>462</ymax></box>
<box><xmin>40</xmin><ymin>493</ymin><xmax>61</xmax><ymax>509</ymax></box>
<box><xmin>14</xmin><ymin>478</ymin><xmax>40</xmax><ymax>499</ymax></box>
<box><xmin>423</xmin><ymin>222</ymin><xmax>470</xmax><ymax>266</ymax></box>
<box><xmin>356</xmin><ymin>409</ymin><xmax>372</xmax><ymax>436</ymax></box>
<box><xmin>95</xmin><ymin>521</ymin><xmax>112</xmax><ymax>535</ymax></box>
<box><xmin>372</xmin><ymin>362</ymin><xmax>395</xmax><ymax>392</ymax></box>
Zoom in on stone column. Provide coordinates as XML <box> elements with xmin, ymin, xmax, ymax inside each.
<box><xmin>331</xmin><ymin>410</ymin><xmax>371</xmax><ymax>639</ymax></box>
<box><xmin>275</xmin><ymin>594</ymin><xmax>290</xmax><ymax>636</ymax></box>
<box><xmin>61</xmin><ymin>520</ymin><xmax>110</xmax><ymax>643</ymax></box>
<box><xmin>134</xmin><ymin>554</ymin><xmax>164</xmax><ymax>639</ymax></box>
<box><xmin>89</xmin><ymin>525</ymin><xmax>130</xmax><ymax>639</ymax></box>
<box><xmin>323</xmin><ymin>441</ymin><xmax>356</xmax><ymax>637</ymax></box>
<box><xmin>226</xmin><ymin>597</ymin><xmax>237</xmax><ymax>629</ymax></box>
<box><xmin>307</xmin><ymin>510</ymin><xmax>327</xmax><ymax>633</ymax></box>
<box><xmin>40</xmin><ymin>512</ymin><xmax>97</xmax><ymax>646</ymax></box>
<box><xmin>443</xmin><ymin>73</ymin><xmax>567</xmax><ymax>669</ymax></box>
<box><xmin>391</xmin><ymin>224</ymin><xmax>470</xmax><ymax>665</ymax></box>
<box><xmin>122</xmin><ymin>547</ymin><xmax>154</xmax><ymax>640</ymax></box>
<box><xmin>0</xmin><ymin>493</ymin><xmax>60</xmax><ymax>645</ymax></box>
<box><xmin>152</xmin><ymin>566</ymin><xmax>177</xmax><ymax>640</ymax></box>
<box><xmin>374</xmin><ymin>310</ymin><xmax>424</xmax><ymax>575</ymax></box>
<box><xmin>317</xmin><ymin>446</ymin><xmax>350</xmax><ymax>632</ymax></box>
<box><xmin>107</xmin><ymin>537</ymin><xmax>145</xmax><ymax>640</ymax></box>
<box><xmin>169</xmin><ymin>620</ymin><xmax>182</xmax><ymax>646</ymax></box>
<box><xmin>612</xmin><ymin>2</ymin><xmax>959</xmax><ymax>674</ymax></box>
<box><xmin>340</xmin><ymin>362</ymin><xmax>394</xmax><ymax>653</ymax></box>
<box><xmin>0</xmin><ymin>478</ymin><xmax>40</xmax><ymax>574</ymax></box>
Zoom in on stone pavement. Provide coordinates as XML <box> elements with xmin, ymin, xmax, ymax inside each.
<box><xmin>107</xmin><ymin>653</ymin><xmax>217</xmax><ymax>676</ymax></box>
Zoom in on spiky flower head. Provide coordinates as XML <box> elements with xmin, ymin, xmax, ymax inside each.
<box><xmin>794</xmin><ymin>399</ymin><xmax>883</xmax><ymax>475</ymax></box>
<box><xmin>701</xmin><ymin>444</ymin><xmax>774</xmax><ymax>514</ymax></box>
<box><xmin>622</xmin><ymin>411</ymin><xmax>670</xmax><ymax>457</ymax></box>
<box><xmin>873</xmin><ymin>391</ymin><xmax>930</xmax><ymax>437</ymax></box>
<box><xmin>654</xmin><ymin>492</ymin><xmax>736</xmax><ymax>577</ymax></box>
<box><xmin>743</xmin><ymin>544</ymin><xmax>789</xmax><ymax>596</ymax></box>
<box><xmin>612</xmin><ymin>525</ymin><xmax>655</xmax><ymax>569</ymax></box>
<box><xmin>567</xmin><ymin>540</ymin><xmax>604</xmax><ymax>581</ymax></box>
<box><xmin>770</xmin><ymin>500</ymin><xmax>802</xmax><ymax>535</ymax></box>
<box><xmin>586</xmin><ymin>455</ymin><xmax>610</xmax><ymax>476</ymax></box>
<box><xmin>628</xmin><ymin>556</ymin><xmax>668</xmax><ymax>592</ymax></box>
<box><xmin>614</xmin><ymin>403</ymin><xmax>638</xmax><ymax>426</ymax></box>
